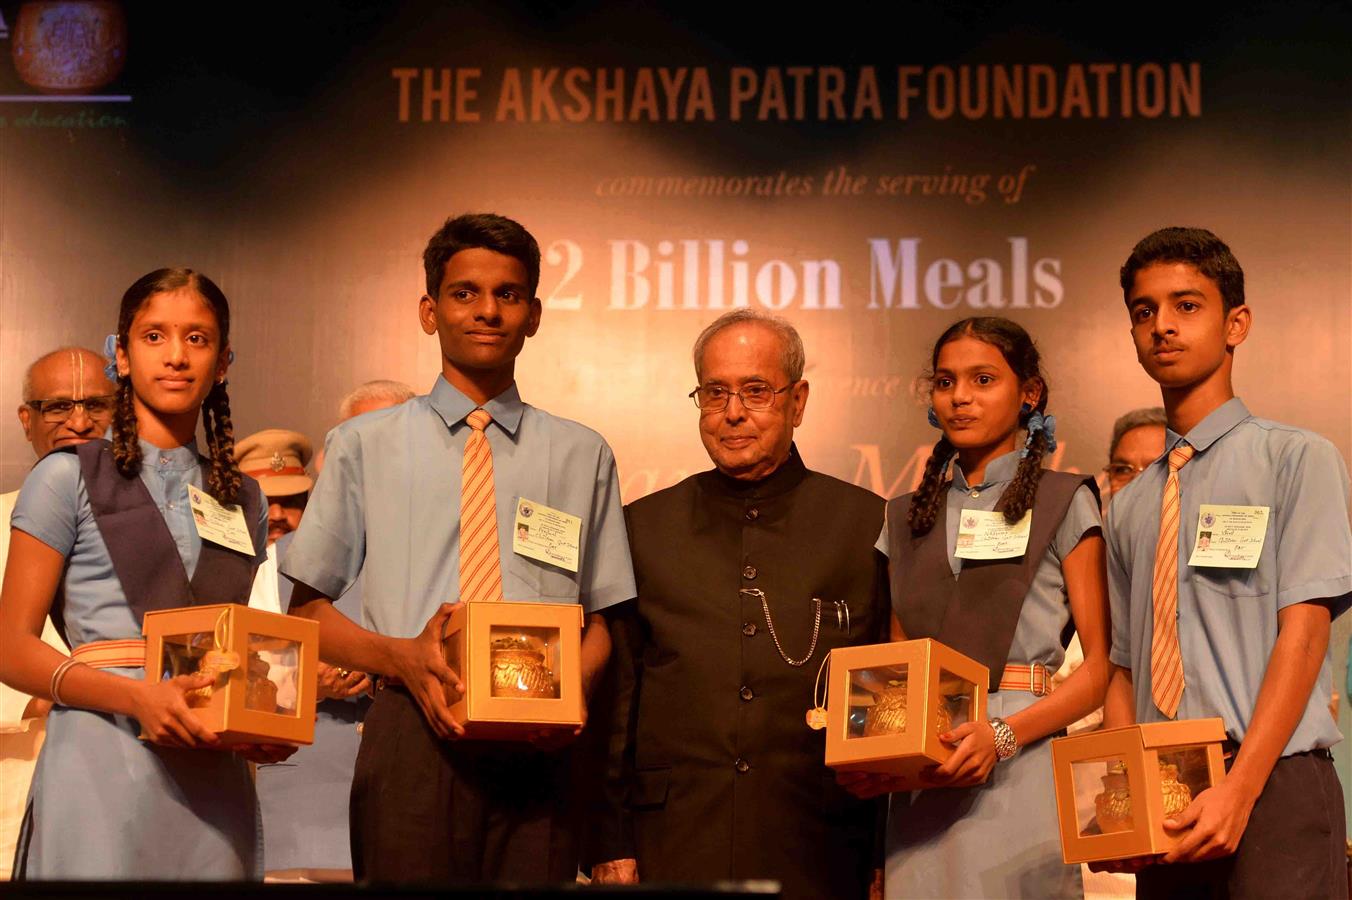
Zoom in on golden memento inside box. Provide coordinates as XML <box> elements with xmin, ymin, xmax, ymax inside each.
<box><xmin>824</xmin><ymin>638</ymin><xmax>987</xmax><ymax>788</ymax></box>
<box><xmin>1051</xmin><ymin>718</ymin><xmax>1227</xmax><ymax>864</ymax></box>
<box><xmin>442</xmin><ymin>601</ymin><xmax>584</xmax><ymax>740</ymax></box>
<box><xmin>142</xmin><ymin>604</ymin><xmax>319</xmax><ymax>745</ymax></box>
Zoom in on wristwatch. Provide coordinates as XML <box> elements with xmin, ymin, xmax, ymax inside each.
<box><xmin>989</xmin><ymin>717</ymin><xmax>1018</xmax><ymax>761</ymax></box>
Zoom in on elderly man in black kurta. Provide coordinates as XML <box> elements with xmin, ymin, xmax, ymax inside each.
<box><xmin>590</xmin><ymin>309</ymin><xmax>889</xmax><ymax>899</ymax></box>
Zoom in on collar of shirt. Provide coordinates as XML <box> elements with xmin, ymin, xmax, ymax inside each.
<box><xmin>952</xmin><ymin>448</ymin><xmax>1022</xmax><ymax>492</ymax></box>
<box><xmin>1164</xmin><ymin>396</ymin><xmax>1251</xmax><ymax>457</ymax></box>
<box><xmin>706</xmin><ymin>442</ymin><xmax>809</xmax><ymax>500</ymax></box>
<box><xmin>426</xmin><ymin>374</ymin><xmax>525</xmax><ymax>437</ymax></box>
<box><xmin>138</xmin><ymin>437</ymin><xmax>200</xmax><ymax>471</ymax></box>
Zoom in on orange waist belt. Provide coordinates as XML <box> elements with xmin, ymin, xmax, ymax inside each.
<box><xmin>70</xmin><ymin>639</ymin><xmax>147</xmax><ymax>669</ymax></box>
<box><xmin>999</xmin><ymin>661</ymin><xmax>1054</xmax><ymax>696</ymax></box>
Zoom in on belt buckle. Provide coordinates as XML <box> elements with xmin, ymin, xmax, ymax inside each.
<box><xmin>1030</xmin><ymin>662</ymin><xmax>1050</xmax><ymax>697</ymax></box>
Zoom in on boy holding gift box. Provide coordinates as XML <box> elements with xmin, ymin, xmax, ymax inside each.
<box><xmin>1104</xmin><ymin>227</ymin><xmax>1351</xmax><ymax>898</ymax></box>
<box><xmin>283</xmin><ymin>213</ymin><xmax>635</xmax><ymax>883</ymax></box>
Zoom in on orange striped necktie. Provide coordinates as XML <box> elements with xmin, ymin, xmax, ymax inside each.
<box><xmin>459</xmin><ymin>408</ymin><xmax>504</xmax><ymax>604</ymax></box>
<box><xmin>1150</xmin><ymin>442</ymin><xmax>1196</xmax><ymax>718</ymax></box>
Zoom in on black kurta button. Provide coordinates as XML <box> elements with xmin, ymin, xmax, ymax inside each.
<box><xmin>745</xmin><ymin>507</ymin><xmax>760</xmax><ymax>521</ymax></box>
<box><xmin>742</xmin><ymin>565</ymin><xmax>757</xmax><ymax>580</ymax></box>
<box><xmin>739</xmin><ymin>685</ymin><xmax>754</xmax><ymax>701</ymax></box>
<box><xmin>734</xmin><ymin>758</ymin><xmax>750</xmax><ymax>773</ymax></box>
<box><xmin>742</xmin><ymin>623</ymin><xmax>757</xmax><ymax>636</ymax></box>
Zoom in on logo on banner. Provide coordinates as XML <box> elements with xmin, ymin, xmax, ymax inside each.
<box><xmin>2</xmin><ymin>3</ymin><xmax>131</xmax><ymax>106</ymax></box>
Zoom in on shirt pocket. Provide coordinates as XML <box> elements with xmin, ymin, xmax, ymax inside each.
<box><xmin>1190</xmin><ymin>564</ymin><xmax>1269</xmax><ymax>599</ymax></box>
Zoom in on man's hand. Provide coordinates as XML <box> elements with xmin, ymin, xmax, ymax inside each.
<box><xmin>1161</xmin><ymin>781</ymin><xmax>1256</xmax><ymax>864</ymax></box>
<box><xmin>391</xmin><ymin>602</ymin><xmax>465</xmax><ymax>740</ymax></box>
<box><xmin>316</xmin><ymin>662</ymin><xmax>371</xmax><ymax>700</ymax></box>
<box><xmin>835</xmin><ymin>770</ymin><xmax>910</xmax><ymax>799</ymax></box>
<box><xmin>923</xmin><ymin>721</ymin><xmax>997</xmax><ymax>787</ymax></box>
<box><xmin>132</xmin><ymin>672</ymin><xmax>222</xmax><ymax>749</ymax></box>
<box><xmin>591</xmin><ymin>858</ymin><xmax>638</xmax><ymax>884</ymax></box>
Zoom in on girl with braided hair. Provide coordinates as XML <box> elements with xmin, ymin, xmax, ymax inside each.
<box><xmin>0</xmin><ymin>268</ymin><xmax>290</xmax><ymax>879</ymax></box>
<box><xmin>840</xmin><ymin>317</ymin><xmax>1113</xmax><ymax>899</ymax></box>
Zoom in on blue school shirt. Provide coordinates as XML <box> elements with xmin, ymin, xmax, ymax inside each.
<box><xmin>1105</xmin><ymin>398</ymin><xmax>1352</xmax><ymax>754</ymax></box>
<box><xmin>279</xmin><ymin>376</ymin><xmax>636</xmax><ymax>638</ymax></box>
<box><xmin>11</xmin><ymin>439</ymin><xmax>267</xmax><ymax>648</ymax></box>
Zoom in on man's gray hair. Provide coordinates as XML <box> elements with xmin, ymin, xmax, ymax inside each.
<box><xmin>1108</xmin><ymin>407</ymin><xmax>1167</xmax><ymax>458</ymax></box>
<box><xmin>339</xmin><ymin>379</ymin><xmax>416</xmax><ymax>420</ymax></box>
<box><xmin>692</xmin><ymin>309</ymin><xmax>806</xmax><ymax>383</ymax></box>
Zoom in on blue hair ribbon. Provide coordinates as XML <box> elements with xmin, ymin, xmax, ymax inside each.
<box><xmin>102</xmin><ymin>334</ymin><xmax>119</xmax><ymax>383</ymax></box>
<box><xmin>1022</xmin><ymin>411</ymin><xmax>1057</xmax><ymax>458</ymax></box>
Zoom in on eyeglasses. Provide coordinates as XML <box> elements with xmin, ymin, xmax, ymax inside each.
<box><xmin>25</xmin><ymin>395</ymin><xmax>116</xmax><ymax>424</ymax></box>
<box><xmin>1105</xmin><ymin>462</ymin><xmax>1150</xmax><ymax>484</ymax></box>
<box><xmin>689</xmin><ymin>382</ymin><xmax>793</xmax><ymax>411</ymax></box>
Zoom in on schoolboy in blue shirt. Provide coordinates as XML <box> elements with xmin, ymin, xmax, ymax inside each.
<box><xmin>1104</xmin><ymin>227</ymin><xmax>1351</xmax><ymax>899</ymax></box>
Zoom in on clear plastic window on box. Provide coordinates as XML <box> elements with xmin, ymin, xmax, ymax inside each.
<box><xmin>1074</xmin><ymin>757</ymin><xmax>1135</xmax><ymax>837</ymax></box>
<box><xmin>487</xmin><ymin>626</ymin><xmax>561</xmax><ymax>699</ymax></box>
<box><xmin>937</xmin><ymin>670</ymin><xmax>976</xmax><ymax>733</ymax></box>
<box><xmin>846</xmin><ymin>664</ymin><xmax>909</xmax><ymax>739</ymax></box>
<box><xmin>1158</xmin><ymin>746</ymin><xmax>1211</xmax><ymax>817</ymax></box>
<box><xmin>247</xmin><ymin>634</ymin><xmax>300</xmax><ymax>716</ymax></box>
<box><xmin>161</xmin><ymin>631</ymin><xmax>228</xmax><ymax>708</ymax></box>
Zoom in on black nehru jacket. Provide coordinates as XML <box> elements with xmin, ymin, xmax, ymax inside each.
<box><xmin>594</xmin><ymin>445</ymin><xmax>888</xmax><ymax>900</ymax></box>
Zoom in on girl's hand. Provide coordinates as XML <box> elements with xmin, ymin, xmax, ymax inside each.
<box><xmin>835</xmin><ymin>770</ymin><xmax>911</xmax><ymax>799</ymax></box>
<box><xmin>132</xmin><ymin>672</ymin><xmax>222</xmax><ymax>749</ymax></box>
<box><xmin>924</xmin><ymin>720</ymin><xmax>998</xmax><ymax>787</ymax></box>
<box><xmin>234</xmin><ymin>743</ymin><xmax>299</xmax><ymax>765</ymax></box>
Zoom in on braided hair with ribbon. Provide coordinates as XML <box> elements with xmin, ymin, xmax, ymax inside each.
<box><xmin>909</xmin><ymin>317</ymin><xmax>1052</xmax><ymax>536</ymax></box>
<box><xmin>106</xmin><ymin>268</ymin><xmax>245</xmax><ymax>506</ymax></box>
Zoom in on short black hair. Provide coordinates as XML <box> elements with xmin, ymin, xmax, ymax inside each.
<box><xmin>422</xmin><ymin>213</ymin><xmax>541</xmax><ymax>299</ymax></box>
<box><xmin>1120</xmin><ymin>227</ymin><xmax>1245</xmax><ymax>312</ymax></box>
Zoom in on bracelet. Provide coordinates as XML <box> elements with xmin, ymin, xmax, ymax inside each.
<box><xmin>989</xmin><ymin>716</ymin><xmax>1018</xmax><ymax>761</ymax></box>
<box><xmin>49</xmin><ymin>657</ymin><xmax>85</xmax><ymax>707</ymax></box>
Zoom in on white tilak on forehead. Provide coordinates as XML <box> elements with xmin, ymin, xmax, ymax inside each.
<box><xmin>72</xmin><ymin>348</ymin><xmax>84</xmax><ymax>398</ymax></box>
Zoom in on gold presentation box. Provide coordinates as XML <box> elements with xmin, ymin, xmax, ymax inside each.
<box><xmin>442</xmin><ymin>601</ymin><xmax>584</xmax><ymax>740</ymax></box>
<box><xmin>824</xmin><ymin>638</ymin><xmax>988</xmax><ymax>789</ymax></box>
<box><xmin>142</xmin><ymin>603</ymin><xmax>319</xmax><ymax>746</ymax></box>
<box><xmin>1051</xmin><ymin>718</ymin><xmax>1226</xmax><ymax>864</ymax></box>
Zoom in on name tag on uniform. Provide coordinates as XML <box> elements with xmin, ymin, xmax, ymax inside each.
<box><xmin>955</xmin><ymin>509</ymin><xmax>1032</xmax><ymax>559</ymax></box>
<box><xmin>187</xmin><ymin>485</ymin><xmax>255</xmax><ymax>554</ymax></box>
<box><xmin>1187</xmin><ymin>504</ymin><xmax>1269</xmax><ymax>569</ymax></box>
<box><xmin>513</xmin><ymin>498</ymin><xmax>581</xmax><ymax>572</ymax></box>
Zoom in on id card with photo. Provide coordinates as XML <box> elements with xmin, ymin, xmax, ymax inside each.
<box><xmin>955</xmin><ymin>509</ymin><xmax>1032</xmax><ymax>560</ymax></box>
<box><xmin>513</xmin><ymin>497</ymin><xmax>582</xmax><ymax>573</ymax></box>
<box><xmin>187</xmin><ymin>484</ymin><xmax>255</xmax><ymax>554</ymax></box>
<box><xmin>1187</xmin><ymin>504</ymin><xmax>1269</xmax><ymax>569</ymax></box>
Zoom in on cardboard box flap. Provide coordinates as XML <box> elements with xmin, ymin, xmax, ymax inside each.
<box><xmin>1138</xmin><ymin>717</ymin><xmax>1227</xmax><ymax>748</ymax></box>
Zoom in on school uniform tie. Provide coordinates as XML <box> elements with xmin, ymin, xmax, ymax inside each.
<box><xmin>459</xmin><ymin>408</ymin><xmax>503</xmax><ymax>604</ymax></box>
<box><xmin>1150</xmin><ymin>442</ymin><xmax>1195</xmax><ymax>718</ymax></box>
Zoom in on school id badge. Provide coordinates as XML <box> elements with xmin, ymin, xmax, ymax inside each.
<box><xmin>512</xmin><ymin>497</ymin><xmax>581</xmax><ymax>572</ymax></box>
<box><xmin>187</xmin><ymin>484</ymin><xmax>255</xmax><ymax>554</ymax></box>
<box><xmin>1187</xmin><ymin>504</ymin><xmax>1269</xmax><ymax>569</ymax></box>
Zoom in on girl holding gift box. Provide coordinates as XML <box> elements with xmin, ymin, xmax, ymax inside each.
<box><xmin>0</xmin><ymin>268</ymin><xmax>289</xmax><ymax>880</ymax></box>
<box><xmin>841</xmin><ymin>317</ymin><xmax>1114</xmax><ymax>899</ymax></box>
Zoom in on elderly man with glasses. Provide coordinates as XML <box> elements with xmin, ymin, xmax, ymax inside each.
<box><xmin>591</xmin><ymin>309</ymin><xmax>890</xmax><ymax>900</ymax></box>
<box><xmin>1</xmin><ymin>346</ymin><xmax>115</xmax><ymax>879</ymax></box>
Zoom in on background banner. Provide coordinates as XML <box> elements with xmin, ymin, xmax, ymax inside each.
<box><xmin>2</xmin><ymin>3</ymin><xmax>1347</xmax><ymax>498</ymax></box>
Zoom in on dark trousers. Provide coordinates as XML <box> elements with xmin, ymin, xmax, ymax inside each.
<box><xmin>349</xmin><ymin>685</ymin><xmax>579</xmax><ymax>884</ymax></box>
<box><xmin>1137</xmin><ymin>749</ymin><xmax>1347</xmax><ymax>900</ymax></box>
